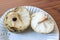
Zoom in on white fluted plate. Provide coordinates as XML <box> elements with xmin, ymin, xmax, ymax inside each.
<box><xmin>0</xmin><ymin>6</ymin><xmax>59</xmax><ymax>40</ymax></box>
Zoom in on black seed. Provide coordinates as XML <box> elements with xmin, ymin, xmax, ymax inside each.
<box><xmin>12</xmin><ymin>17</ymin><xmax>17</xmax><ymax>21</ymax></box>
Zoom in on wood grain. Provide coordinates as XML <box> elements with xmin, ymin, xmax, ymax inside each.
<box><xmin>0</xmin><ymin>0</ymin><xmax>60</xmax><ymax>39</ymax></box>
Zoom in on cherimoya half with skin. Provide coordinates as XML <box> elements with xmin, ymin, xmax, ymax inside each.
<box><xmin>31</xmin><ymin>12</ymin><xmax>55</xmax><ymax>33</ymax></box>
<box><xmin>4</xmin><ymin>6</ymin><xmax>30</xmax><ymax>33</ymax></box>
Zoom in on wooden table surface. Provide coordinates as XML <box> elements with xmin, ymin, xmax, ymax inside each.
<box><xmin>0</xmin><ymin>0</ymin><xmax>60</xmax><ymax>39</ymax></box>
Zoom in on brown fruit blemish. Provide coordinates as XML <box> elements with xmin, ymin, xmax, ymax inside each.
<box><xmin>18</xmin><ymin>14</ymin><xmax>22</xmax><ymax>22</ymax></box>
<box><xmin>20</xmin><ymin>30</ymin><xmax>22</xmax><ymax>32</ymax></box>
<box><xmin>5</xmin><ymin>24</ymin><xmax>8</xmax><ymax>26</ymax></box>
<box><xmin>10</xmin><ymin>27</ymin><xmax>17</xmax><ymax>32</ymax></box>
<box><xmin>6</xmin><ymin>17</ymin><xmax>8</xmax><ymax>19</ymax></box>
<box><xmin>14</xmin><ymin>7</ymin><xmax>19</xmax><ymax>12</ymax></box>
